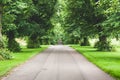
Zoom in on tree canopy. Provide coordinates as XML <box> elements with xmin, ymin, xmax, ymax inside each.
<box><xmin>0</xmin><ymin>0</ymin><xmax>120</xmax><ymax>58</ymax></box>
<box><xmin>55</xmin><ymin>0</ymin><xmax>120</xmax><ymax>51</ymax></box>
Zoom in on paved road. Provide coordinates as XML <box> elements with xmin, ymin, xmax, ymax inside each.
<box><xmin>2</xmin><ymin>45</ymin><xmax>115</xmax><ymax>80</ymax></box>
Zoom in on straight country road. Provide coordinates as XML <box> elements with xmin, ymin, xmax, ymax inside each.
<box><xmin>2</xmin><ymin>45</ymin><xmax>115</xmax><ymax>80</ymax></box>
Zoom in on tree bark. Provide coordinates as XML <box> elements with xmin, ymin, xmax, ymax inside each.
<box><xmin>81</xmin><ymin>37</ymin><xmax>90</xmax><ymax>46</ymax></box>
<box><xmin>27</xmin><ymin>34</ymin><xmax>40</xmax><ymax>48</ymax></box>
<box><xmin>0</xmin><ymin>5</ymin><xmax>2</xmax><ymax>40</ymax></box>
<box><xmin>94</xmin><ymin>25</ymin><xmax>111</xmax><ymax>51</ymax></box>
<box><xmin>99</xmin><ymin>35</ymin><xmax>107</xmax><ymax>42</ymax></box>
<box><xmin>7</xmin><ymin>31</ymin><xmax>21</xmax><ymax>52</ymax></box>
<box><xmin>0</xmin><ymin>5</ymin><xmax>4</xmax><ymax>48</ymax></box>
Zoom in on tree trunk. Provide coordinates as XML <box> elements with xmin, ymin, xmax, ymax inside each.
<box><xmin>27</xmin><ymin>34</ymin><xmax>40</xmax><ymax>48</ymax></box>
<box><xmin>81</xmin><ymin>37</ymin><xmax>90</xmax><ymax>46</ymax></box>
<box><xmin>99</xmin><ymin>35</ymin><xmax>107</xmax><ymax>42</ymax></box>
<box><xmin>95</xmin><ymin>26</ymin><xmax>113</xmax><ymax>51</ymax></box>
<box><xmin>0</xmin><ymin>5</ymin><xmax>4</xmax><ymax>48</ymax></box>
<box><xmin>7</xmin><ymin>31</ymin><xmax>21</xmax><ymax>52</ymax></box>
<box><xmin>0</xmin><ymin>6</ymin><xmax>2</xmax><ymax>41</ymax></box>
<box><xmin>95</xmin><ymin>35</ymin><xmax>112</xmax><ymax>51</ymax></box>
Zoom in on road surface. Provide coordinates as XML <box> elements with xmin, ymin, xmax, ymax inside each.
<box><xmin>2</xmin><ymin>45</ymin><xmax>115</xmax><ymax>80</ymax></box>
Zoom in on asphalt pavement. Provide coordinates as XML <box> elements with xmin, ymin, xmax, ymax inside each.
<box><xmin>2</xmin><ymin>45</ymin><xmax>115</xmax><ymax>80</ymax></box>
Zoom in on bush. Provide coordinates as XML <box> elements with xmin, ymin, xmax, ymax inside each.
<box><xmin>81</xmin><ymin>41</ymin><xmax>90</xmax><ymax>46</ymax></box>
<box><xmin>8</xmin><ymin>39</ymin><xmax>21</xmax><ymax>52</ymax></box>
<box><xmin>0</xmin><ymin>39</ymin><xmax>5</xmax><ymax>48</ymax></box>
<box><xmin>0</xmin><ymin>49</ymin><xmax>12</xmax><ymax>60</ymax></box>
<box><xmin>27</xmin><ymin>39</ymin><xmax>40</xmax><ymax>48</ymax></box>
<box><xmin>80</xmin><ymin>38</ymin><xmax>90</xmax><ymax>46</ymax></box>
<box><xmin>94</xmin><ymin>41</ymin><xmax>115</xmax><ymax>51</ymax></box>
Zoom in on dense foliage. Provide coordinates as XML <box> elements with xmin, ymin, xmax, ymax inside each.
<box><xmin>1</xmin><ymin>0</ymin><xmax>120</xmax><ymax>59</ymax></box>
<box><xmin>0</xmin><ymin>0</ymin><xmax>57</xmax><ymax>59</ymax></box>
<box><xmin>55</xmin><ymin>0</ymin><xmax>120</xmax><ymax>51</ymax></box>
<box><xmin>1</xmin><ymin>0</ymin><xmax>57</xmax><ymax>49</ymax></box>
<box><xmin>0</xmin><ymin>49</ymin><xmax>12</xmax><ymax>60</ymax></box>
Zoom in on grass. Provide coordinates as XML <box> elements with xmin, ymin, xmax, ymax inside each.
<box><xmin>71</xmin><ymin>45</ymin><xmax>120</xmax><ymax>80</ymax></box>
<box><xmin>0</xmin><ymin>45</ymin><xmax>48</xmax><ymax>78</ymax></box>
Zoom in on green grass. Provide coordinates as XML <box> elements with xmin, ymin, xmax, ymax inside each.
<box><xmin>0</xmin><ymin>45</ymin><xmax>48</xmax><ymax>78</ymax></box>
<box><xmin>71</xmin><ymin>45</ymin><xmax>120</xmax><ymax>80</ymax></box>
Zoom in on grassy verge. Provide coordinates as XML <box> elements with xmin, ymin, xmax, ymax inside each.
<box><xmin>71</xmin><ymin>45</ymin><xmax>120</xmax><ymax>80</ymax></box>
<box><xmin>0</xmin><ymin>45</ymin><xmax>48</xmax><ymax>78</ymax></box>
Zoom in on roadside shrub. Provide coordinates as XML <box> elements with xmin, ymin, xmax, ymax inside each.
<box><xmin>94</xmin><ymin>41</ymin><xmax>115</xmax><ymax>51</ymax></box>
<box><xmin>0</xmin><ymin>39</ymin><xmax>5</xmax><ymax>48</ymax></box>
<box><xmin>2</xmin><ymin>36</ymin><xmax>8</xmax><ymax>48</ymax></box>
<box><xmin>27</xmin><ymin>39</ymin><xmax>40</xmax><ymax>48</ymax></box>
<box><xmin>81</xmin><ymin>38</ymin><xmax>90</xmax><ymax>46</ymax></box>
<box><xmin>0</xmin><ymin>49</ymin><xmax>12</xmax><ymax>60</ymax></box>
<box><xmin>81</xmin><ymin>41</ymin><xmax>90</xmax><ymax>46</ymax></box>
<box><xmin>8</xmin><ymin>39</ymin><xmax>21</xmax><ymax>52</ymax></box>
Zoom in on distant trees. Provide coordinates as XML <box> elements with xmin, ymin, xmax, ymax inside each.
<box><xmin>63</xmin><ymin>0</ymin><xmax>93</xmax><ymax>45</ymax></box>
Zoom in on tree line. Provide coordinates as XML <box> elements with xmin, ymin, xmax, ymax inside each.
<box><xmin>1</xmin><ymin>0</ymin><xmax>120</xmax><ymax>59</ymax></box>
<box><xmin>59</xmin><ymin>0</ymin><xmax>120</xmax><ymax>51</ymax></box>
<box><xmin>0</xmin><ymin>0</ymin><xmax>57</xmax><ymax>59</ymax></box>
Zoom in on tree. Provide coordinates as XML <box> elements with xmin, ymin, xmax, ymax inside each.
<box><xmin>2</xmin><ymin>0</ymin><xmax>34</xmax><ymax>51</ymax></box>
<box><xmin>0</xmin><ymin>0</ymin><xmax>12</xmax><ymax>59</ymax></box>
<box><xmin>93</xmin><ymin>0</ymin><xmax>120</xmax><ymax>51</ymax></box>
<box><xmin>1</xmin><ymin>0</ymin><xmax>57</xmax><ymax>51</ymax></box>
<box><xmin>0</xmin><ymin>0</ymin><xmax>11</xmax><ymax>48</ymax></box>
<box><xmin>61</xmin><ymin>0</ymin><xmax>120</xmax><ymax>51</ymax></box>
<box><xmin>27</xmin><ymin>0</ymin><xmax>57</xmax><ymax>48</ymax></box>
<box><xmin>62</xmin><ymin>0</ymin><xmax>93</xmax><ymax>45</ymax></box>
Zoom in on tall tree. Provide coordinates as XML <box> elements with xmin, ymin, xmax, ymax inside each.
<box><xmin>27</xmin><ymin>0</ymin><xmax>57</xmax><ymax>48</ymax></box>
<box><xmin>63</xmin><ymin>0</ymin><xmax>94</xmax><ymax>45</ymax></box>
<box><xmin>62</xmin><ymin>0</ymin><xmax>120</xmax><ymax>51</ymax></box>
<box><xmin>93</xmin><ymin>0</ymin><xmax>120</xmax><ymax>51</ymax></box>
<box><xmin>2</xmin><ymin>0</ymin><xmax>34</xmax><ymax>51</ymax></box>
<box><xmin>0</xmin><ymin>0</ymin><xmax>12</xmax><ymax>59</ymax></box>
<box><xmin>0</xmin><ymin>0</ymin><xmax>12</xmax><ymax>48</ymax></box>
